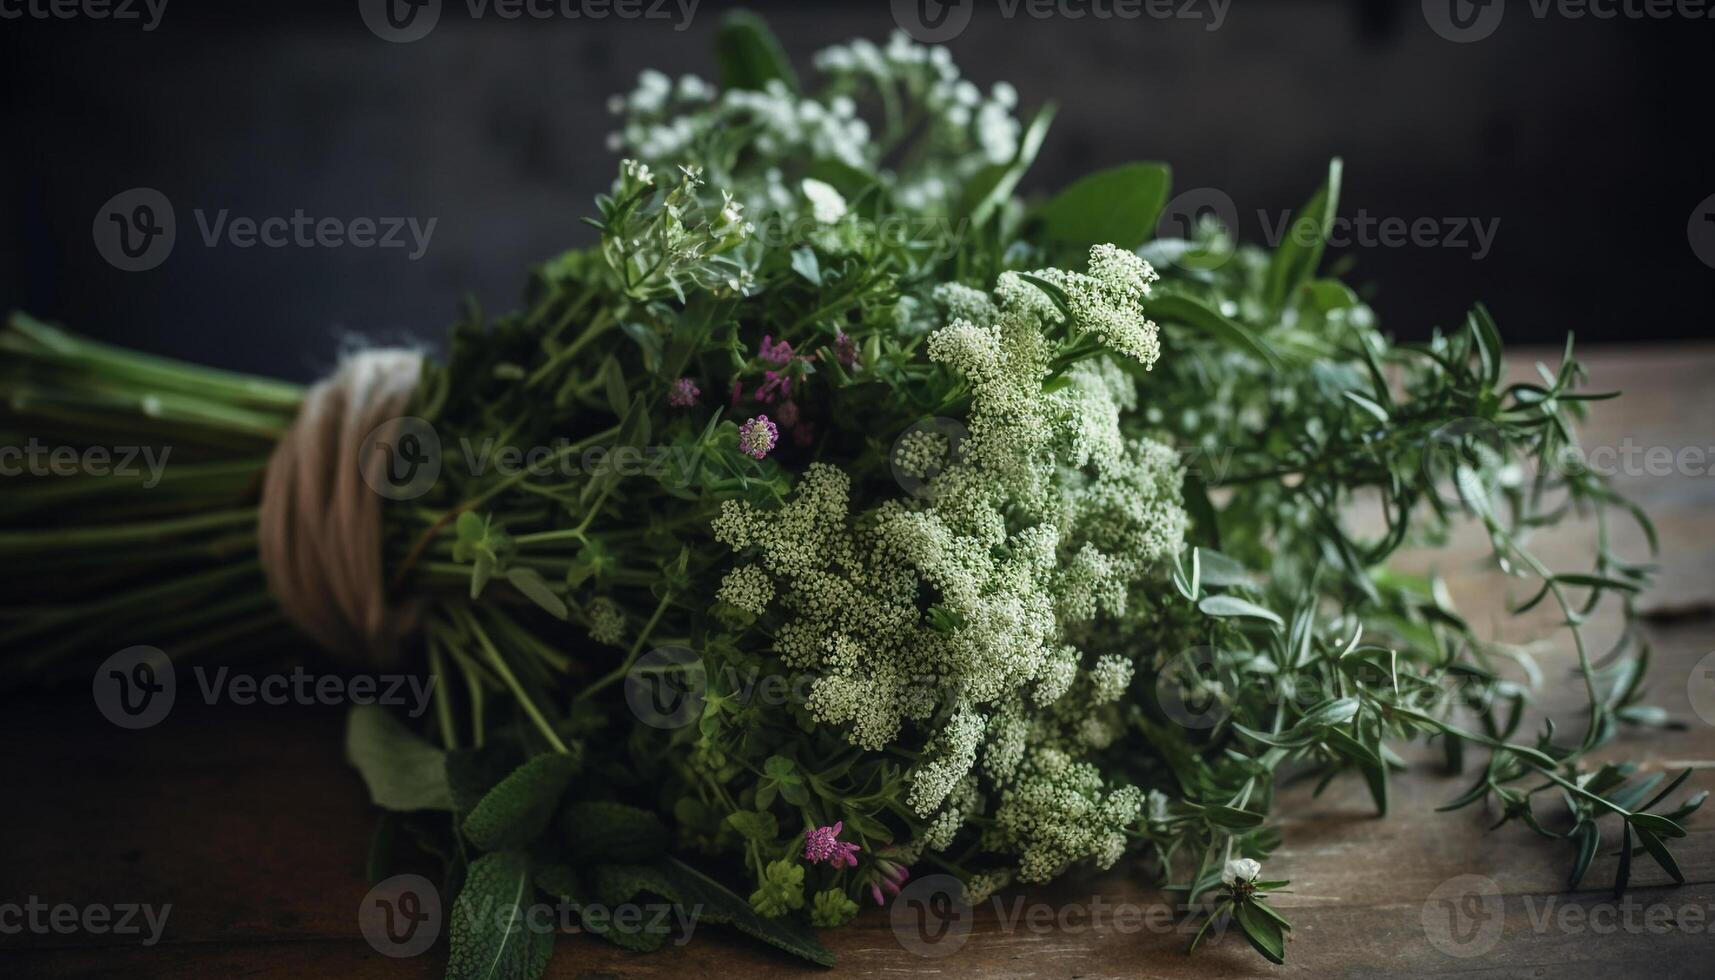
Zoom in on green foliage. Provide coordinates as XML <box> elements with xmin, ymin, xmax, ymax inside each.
<box><xmin>3</xmin><ymin>13</ymin><xmax>1698</xmax><ymax>976</ymax></box>
<box><xmin>447</xmin><ymin>851</ymin><xmax>555</xmax><ymax>980</ymax></box>
<box><xmin>463</xmin><ymin>753</ymin><xmax>581</xmax><ymax>852</ymax></box>
<box><xmin>345</xmin><ymin>704</ymin><xmax>454</xmax><ymax>812</ymax></box>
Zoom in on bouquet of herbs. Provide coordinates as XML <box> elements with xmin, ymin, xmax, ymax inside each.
<box><xmin>1</xmin><ymin>13</ymin><xmax>1701</xmax><ymax>973</ymax></box>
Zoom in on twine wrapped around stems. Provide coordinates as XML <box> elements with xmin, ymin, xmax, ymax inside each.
<box><xmin>257</xmin><ymin>351</ymin><xmax>423</xmax><ymax>666</ymax></box>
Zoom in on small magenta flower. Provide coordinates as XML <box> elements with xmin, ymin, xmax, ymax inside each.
<box><xmin>754</xmin><ymin>370</ymin><xmax>792</xmax><ymax>405</ymax></box>
<box><xmin>758</xmin><ymin>334</ymin><xmax>795</xmax><ymax>366</ymax></box>
<box><xmin>738</xmin><ymin>415</ymin><xmax>779</xmax><ymax>459</ymax></box>
<box><xmin>776</xmin><ymin>400</ymin><xmax>800</xmax><ymax>429</ymax></box>
<box><xmin>668</xmin><ymin>377</ymin><xmax>700</xmax><ymax>407</ymax></box>
<box><xmin>804</xmin><ymin>821</ymin><xmax>861</xmax><ymax>868</ymax></box>
<box><xmin>729</xmin><ymin>379</ymin><xmax>744</xmax><ymax>408</ymax></box>
<box><xmin>868</xmin><ymin>860</ymin><xmax>911</xmax><ymax>905</ymax></box>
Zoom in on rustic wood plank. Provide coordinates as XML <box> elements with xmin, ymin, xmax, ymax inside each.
<box><xmin>3</xmin><ymin>345</ymin><xmax>1713</xmax><ymax>977</ymax></box>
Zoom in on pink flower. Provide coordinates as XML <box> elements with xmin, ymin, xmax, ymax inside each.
<box><xmin>753</xmin><ymin>370</ymin><xmax>792</xmax><ymax>405</ymax></box>
<box><xmin>738</xmin><ymin>415</ymin><xmax>779</xmax><ymax>460</ymax></box>
<box><xmin>776</xmin><ymin>400</ymin><xmax>800</xmax><ymax>429</ymax></box>
<box><xmin>730</xmin><ymin>379</ymin><xmax>744</xmax><ymax>409</ymax></box>
<box><xmin>668</xmin><ymin>377</ymin><xmax>701</xmax><ymax>407</ymax></box>
<box><xmin>758</xmin><ymin>334</ymin><xmax>795</xmax><ymax>366</ymax></box>
<box><xmin>869</xmin><ymin>860</ymin><xmax>910</xmax><ymax>904</ymax></box>
<box><xmin>804</xmin><ymin>821</ymin><xmax>861</xmax><ymax>868</ymax></box>
<box><xmin>833</xmin><ymin>331</ymin><xmax>857</xmax><ymax>368</ymax></box>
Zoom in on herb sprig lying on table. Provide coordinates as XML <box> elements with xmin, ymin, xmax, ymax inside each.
<box><xmin>1</xmin><ymin>13</ymin><xmax>1700</xmax><ymax>973</ymax></box>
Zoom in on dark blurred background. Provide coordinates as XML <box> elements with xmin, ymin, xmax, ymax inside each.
<box><xmin>2</xmin><ymin>0</ymin><xmax>1711</xmax><ymax>383</ymax></box>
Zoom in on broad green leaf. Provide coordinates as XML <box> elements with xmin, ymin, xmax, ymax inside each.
<box><xmin>1034</xmin><ymin>162</ymin><xmax>1171</xmax><ymax>253</ymax></box>
<box><xmin>790</xmin><ymin>247</ymin><xmax>821</xmax><ymax>286</ymax></box>
<box><xmin>1148</xmin><ymin>293</ymin><xmax>1280</xmax><ymax>367</ymax></box>
<box><xmin>714</xmin><ymin>11</ymin><xmax>798</xmax><ymax>93</ymax></box>
<box><xmin>463</xmin><ymin>753</ymin><xmax>581</xmax><ymax>852</ymax></box>
<box><xmin>562</xmin><ymin>801</ymin><xmax>669</xmax><ymax>864</ymax></box>
<box><xmin>1263</xmin><ymin>158</ymin><xmax>1343</xmax><ymax>311</ymax></box>
<box><xmin>1234</xmin><ymin>900</ymin><xmax>1287</xmax><ymax>964</ymax></box>
<box><xmin>447</xmin><ymin>851</ymin><xmax>554</xmax><ymax>980</ymax></box>
<box><xmin>344</xmin><ymin>704</ymin><xmax>453</xmax><ymax>812</ymax></box>
<box><xmin>1198</xmin><ymin>594</ymin><xmax>1285</xmax><ymax>628</ymax></box>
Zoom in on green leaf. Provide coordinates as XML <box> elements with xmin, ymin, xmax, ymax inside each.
<box><xmin>1014</xmin><ymin>273</ymin><xmax>1075</xmax><ymax>322</ymax></box>
<box><xmin>1324</xmin><ymin>726</ymin><xmax>1388</xmax><ymax>816</ymax></box>
<box><xmin>1632</xmin><ymin>827</ymin><xmax>1686</xmax><ymax>884</ymax></box>
<box><xmin>725</xmin><ymin>809</ymin><xmax>780</xmax><ymax>842</ymax></box>
<box><xmin>1148</xmin><ymin>293</ymin><xmax>1280</xmax><ymax>368</ymax></box>
<box><xmin>447</xmin><ymin>851</ymin><xmax>554</xmax><ymax>980</ymax></box>
<box><xmin>562</xmin><ymin>801</ymin><xmax>669</xmax><ymax>864</ymax></box>
<box><xmin>1263</xmin><ymin>157</ymin><xmax>1343</xmax><ymax>311</ymax></box>
<box><xmin>964</xmin><ymin>102</ymin><xmax>1056</xmax><ymax>227</ymax></box>
<box><xmin>447</xmin><ymin>741</ymin><xmax>525</xmax><ymax>821</ymax></box>
<box><xmin>506</xmin><ymin>567</ymin><xmax>568</xmax><ymax>620</ymax></box>
<box><xmin>1190</xmin><ymin>550</ymin><xmax>1251</xmax><ymax>588</ymax></box>
<box><xmin>1570</xmin><ymin>822</ymin><xmax>1599</xmax><ymax>889</ymax></box>
<box><xmin>715</xmin><ymin>11</ymin><xmax>798</xmax><ymax>93</ymax></box>
<box><xmin>536</xmin><ymin>861</ymin><xmax>672</xmax><ymax>953</ymax></box>
<box><xmin>1295</xmin><ymin>697</ymin><xmax>1361</xmax><ymax>731</ymax></box>
<box><xmin>655</xmin><ymin>856</ymin><xmax>836</xmax><ymax>966</ymax></box>
<box><xmin>1234</xmin><ymin>900</ymin><xmax>1287</xmax><ymax>964</ymax></box>
<box><xmin>790</xmin><ymin>247</ymin><xmax>821</xmax><ymax>286</ymax></box>
<box><xmin>463</xmin><ymin>753</ymin><xmax>581</xmax><ymax>852</ymax></box>
<box><xmin>1342</xmin><ymin>390</ymin><xmax>1390</xmax><ymax>424</ymax></box>
<box><xmin>1626</xmin><ymin>812</ymin><xmax>1687</xmax><ymax>839</ymax></box>
<box><xmin>1202</xmin><ymin>803</ymin><xmax>1266</xmax><ymax>829</ymax></box>
<box><xmin>1198</xmin><ymin>594</ymin><xmax>1285</xmax><ymax>628</ymax></box>
<box><xmin>344</xmin><ymin>704</ymin><xmax>454</xmax><ymax>812</ymax></box>
<box><xmin>1033</xmin><ymin>162</ymin><xmax>1171</xmax><ymax>253</ymax></box>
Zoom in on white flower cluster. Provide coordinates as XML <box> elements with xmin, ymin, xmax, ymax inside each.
<box><xmin>814</xmin><ymin>32</ymin><xmax>1021</xmax><ymax>210</ymax></box>
<box><xmin>605</xmin><ymin>33</ymin><xmax>1025</xmax><ymax>219</ymax></box>
<box><xmin>986</xmin><ymin>748</ymin><xmax>1144</xmax><ymax>882</ymax></box>
<box><xmin>711</xmin><ymin>246</ymin><xmax>1188</xmax><ymax>884</ymax></box>
<box><xmin>609</xmin><ymin>71</ymin><xmax>869</xmax><ymax>177</ymax></box>
<box><xmin>995</xmin><ymin>244</ymin><xmax>1163</xmax><ymax>367</ymax></box>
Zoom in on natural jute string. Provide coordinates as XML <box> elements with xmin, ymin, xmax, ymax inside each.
<box><xmin>257</xmin><ymin>350</ymin><xmax>424</xmax><ymax>666</ymax></box>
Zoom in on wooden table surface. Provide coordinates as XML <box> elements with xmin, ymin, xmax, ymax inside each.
<box><xmin>4</xmin><ymin>345</ymin><xmax>1713</xmax><ymax>979</ymax></box>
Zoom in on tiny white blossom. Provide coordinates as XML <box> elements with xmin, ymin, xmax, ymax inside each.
<box><xmin>1222</xmin><ymin>857</ymin><xmax>1263</xmax><ymax>887</ymax></box>
<box><xmin>801</xmin><ymin>178</ymin><xmax>848</xmax><ymax>225</ymax></box>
